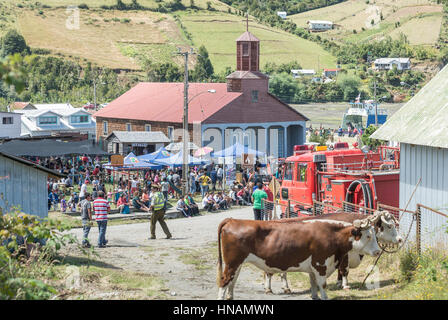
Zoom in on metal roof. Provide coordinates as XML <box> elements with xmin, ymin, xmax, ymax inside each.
<box><xmin>374</xmin><ymin>58</ymin><xmax>410</xmax><ymax>64</ymax></box>
<box><xmin>107</xmin><ymin>131</ymin><xmax>170</xmax><ymax>143</ymax></box>
<box><xmin>93</xmin><ymin>82</ymin><xmax>242</xmax><ymax>124</ymax></box>
<box><xmin>371</xmin><ymin>64</ymin><xmax>448</xmax><ymax>148</ymax></box>
<box><xmin>0</xmin><ymin>151</ymin><xmax>66</xmax><ymax>178</ymax></box>
<box><xmin>236</xmin><ymin>31</ymin><xmax>260</xmax><ymax>42</ymax></box>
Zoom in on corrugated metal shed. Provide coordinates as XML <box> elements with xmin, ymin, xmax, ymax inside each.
<box><xmin>0</xmin><ymin>152</ymin><xmax>65</xmax><ymax>218</ymax></box>
<box><xmin>371</xmin><ymin>64</ymin><xmax>448</xmax><ymax>148</ymax></box>
<box><xmin>399</xmin><ymin>143</ymin><xmax>448</xmax><ymax>247</ymax></box>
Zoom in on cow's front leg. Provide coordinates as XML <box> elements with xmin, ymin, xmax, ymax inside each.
<box><xmin>309</xmin><ymin>273</ymin><xmax>319</xmax><ymax>300</ymax></box>
<box><xmin>280</xmin><ymin>273</ymin><xmax>291</xmax><ymax>294</ymax></box>
<box><xmin>264</xmin><ymin>272</ymin><xmax>273</xmax><ymax>294</ymax></box>
<box><xmin>338</xmin><ymin>255</ymin><xmax>350</xmax><ymax>289</ymax></box>
<box><xmin>338</xmin><ymin>265</ymin><xmax>350</xmax><ymax>290</ymax></box>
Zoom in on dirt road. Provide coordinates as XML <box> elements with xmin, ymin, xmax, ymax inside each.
<box><xmin>66</xmin><ymin>207</ymin><xmax>310</xmax><ymax>300</ymax></box>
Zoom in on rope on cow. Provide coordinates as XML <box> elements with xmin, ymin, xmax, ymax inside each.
<box><xmin>361</xmin><ymin>178</ymin><xmax>422</xmax><ymax>288</ymax></box>
<box><xmin>378</xmin><ymin>177</ymin><xmax>421</xmax><ymax>254</ymax></box>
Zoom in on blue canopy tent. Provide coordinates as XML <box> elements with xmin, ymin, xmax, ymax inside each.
<box><xmin>137</xmin><ymin>147</ymin><xmax>172</xmax><ymax>163</ymax></box>
<box><xmin>153</xmin><ymin>150</ymin><xmax>208</xmax><ymax>168</ymax></box>
<box><xmin>212</xmin><ymin>142</ymin><xmax>265</xmax><ymax>158</ymax></box>
<box><xmin>104</xmin><ymin>152</ymin><xmax>164</xmax><ymax>170</ymax></box>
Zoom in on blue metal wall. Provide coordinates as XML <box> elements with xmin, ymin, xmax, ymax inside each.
<box><xmin>0</xmin><ymin>155</ymin><xmax>48</xmax><ymax>218</ymax></box>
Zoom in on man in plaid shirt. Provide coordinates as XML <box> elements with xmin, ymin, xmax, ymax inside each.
<box><xmin>93</xmin><ymin>191</ymin><xmax>110</xmax><ymax>248</ymax></box>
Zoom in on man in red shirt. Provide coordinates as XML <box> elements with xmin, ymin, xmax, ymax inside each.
<box><xmin>92</xmin><ymin>165</ymin><xmax>100</xmax><ymax>177</ymax></box>
<box><xmin>93</xmin><ymin>191</ymin><xmax>110</xmax><ymax>248</ymax></box>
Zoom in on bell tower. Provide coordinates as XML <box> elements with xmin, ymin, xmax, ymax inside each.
<box><xmin>236</xmin><ymin>17</ymin><xmax>260</xmax><ymax>71</ymax></box>
<box><xmin>226</xmin><ymin>15</ymin><xmax>268</xmax><ymax>94</ymax></box>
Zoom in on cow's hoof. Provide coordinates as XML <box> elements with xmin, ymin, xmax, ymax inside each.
<box><xmin>283</xmin><ymin>288</ymin><xmax>292</xmax><ymax>294</ymax></box>
<box><xmin>311</xmin><ymin>296</ymin><xmax>320</xmax><ymax>300</ymax></box>
<box><xmin>343</xmin><ymin>286</ymin><xmax>351</xmax><ymax>290</ymax></box>
<box><xmin>265</xmin><ymin>289</ymin><xmax>273</xmax><ymax>294</ymax></box>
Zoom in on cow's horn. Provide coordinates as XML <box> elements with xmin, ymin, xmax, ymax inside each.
<box><xmin>369</xmin><ymin>211</ymin><xmax>382</xmax><ymax>223</ymax></box>
<box><xmin>380</xmin><ymin>211</ymin><xmax>396</xmax><ymax>226</ymax></box>
<box><xmin>354</xmin><ymin>218</ymin><xmax>370</xmax><ymax>230</ymax></box>
<box><xmin>353</xmin><ymin>219</ymin><xmax>362</xmax><ymax>228</ymax></box>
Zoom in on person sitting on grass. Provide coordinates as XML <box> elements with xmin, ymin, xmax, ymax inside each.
<box><xmin>132</xmin><ymin>191</ymin><xmax>150</xmax><ymax>212</ymax></box>
<box><xmin>176</xmin><ymin>196</ymin><xmax>191</xmax><ymax>218</ymax></box>
<box><xmin>117</xmin><ymin>193</ymin><xmax>130</xmax><ymax>214</ymax></box>
<box><xmin>141</xmin><ymin>188</ymin><xmax>151</xmax><ymax>207</ymax></box>
<box><xmin>213</xmin><ymin>192</ymin><xmax>228</xmax><ymax>210</ymax></box>
<box><xmin>207</xmin><ymin>193</ymin><xmax>220</xmax><ymax>211</ymax></box>
<box><xmin>201</xmin><ymin>192</ymin><xmax>216</xmax><ymax>212</ymax></box>
<box><xmin>236</xmin><ymin>187</ymin><xmax>250</xmax><ymax>206</ymax></box>
<box><xmin>185</xmin><ymin>193</ymin><xmax>199</xmax><ymax>216</ymax></box>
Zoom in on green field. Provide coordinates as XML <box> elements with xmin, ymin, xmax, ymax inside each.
<box><xmin>289</xmin><ymin>0</ymin><xmax>443</xmax><ymax>45</ymax></box>
<box><xmin>2</xmin><ymin>2</ymin><xmax>338</xmax><ymax>74</ymax></box>
<box><xmin>178</xmin><ymin>11</ymin><xmax>337</xmax><ymax>73</ymax></box>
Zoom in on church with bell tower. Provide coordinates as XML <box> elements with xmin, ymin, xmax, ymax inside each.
<box><xmin>94</xmin><ymin>21</ymin><xmax>308</xmax><ymax>158</ymax></box>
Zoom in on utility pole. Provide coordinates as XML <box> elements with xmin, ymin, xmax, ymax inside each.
<box><xmin>373</xmin><ymin>78</ymin><xmax>378</xmax><ymax>126</ymax></box>
<box><xmin>93</xmin><ymin>81</ymin><xmax>97</xmax><ymax>111</ymax></box>
<box><xmin>176</xmin><ymin>48</ymin><xmax>195</xmax><ymax>196</ymax></box>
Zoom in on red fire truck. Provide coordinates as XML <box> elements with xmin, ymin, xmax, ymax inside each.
<box><xmin>279</xmin><ymin>143</ymin><xmax>400</xmax><ymax>215</ymax></box>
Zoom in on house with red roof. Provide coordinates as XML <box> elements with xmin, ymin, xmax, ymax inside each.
<box><xmin>93</xmin><ymin>28</ymin><xmax>308</xmax><ymax>157</ymax></box>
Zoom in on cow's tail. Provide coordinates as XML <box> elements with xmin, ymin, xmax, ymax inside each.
<box><xmin>216</xmin><ymin>218</ymin><xmax>230</xmax><ymax>287</ymax></box>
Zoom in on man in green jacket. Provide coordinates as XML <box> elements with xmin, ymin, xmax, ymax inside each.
<box><xmin>149</xmin><ymin>184</ymin><xmax>172</xmax><ymax>240</ymax></box>
<box><xmin>251</xmin><ymin>182</ymin><xmax>267</xmax><ymax>221</ymax></box>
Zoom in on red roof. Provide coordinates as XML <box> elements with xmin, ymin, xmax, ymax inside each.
<box><xmin>324</xmin><ymin>68</ymin><xmax>340</xmax><ymax>72</ymax></box>
<box><xmin>11</xmin><ymin>102</ymin><xmax>31</xmax><ymax>110</ymax></box>
<box><xmin>93</xmin><ymin>83</ymin><xmax>242</xmax><ymax>124</ymax></box>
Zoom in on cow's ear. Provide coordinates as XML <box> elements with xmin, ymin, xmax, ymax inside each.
<box><xmin>351</xmin><ymin>228</ymin><xmax>362</xmax><ymax>240</ymax></box>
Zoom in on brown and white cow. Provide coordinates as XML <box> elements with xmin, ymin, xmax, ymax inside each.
<box><xmin>216</xmin><ymin>216</ymin><xmax>381</xmax><ymax>300</ymax></box>
<box><xmin>264</xmin><ymin>210</ymin><xmax>402</xmax><ymax>293</ymax></box>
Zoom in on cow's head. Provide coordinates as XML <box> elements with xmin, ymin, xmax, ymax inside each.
<box><xmin>373</xmin><ymin>211</ymin><xmax>403</xmax><ymax>244</ymax></box>
<box><xmin>350</xmin><ymin>217</ymin><xmax>381</xmax><ymax>257</ymax></box>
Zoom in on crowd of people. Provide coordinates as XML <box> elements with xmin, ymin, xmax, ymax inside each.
<box><xmin>41</xmin><ymin>154</ymin><xmax>277</xmax><ymax>248</ymax></box>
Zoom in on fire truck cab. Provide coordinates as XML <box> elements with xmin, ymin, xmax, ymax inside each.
<box><xmin>279</xmin><ymin>144</ymin><xmax>399</xmax><ymax>214</ymax></box>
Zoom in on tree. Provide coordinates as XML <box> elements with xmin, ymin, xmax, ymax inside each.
<box><xmin>0</xmin><ymin>30</ymin><xmax>30</xmax><ymax>58</ymax></box>
<box><xmin>268</xmin><ymin>72</ymin><xmax>298</xmax><ymax>103</ymax></box>
<box><xmin>146</xmin><ymin>62</ymin><xmax>182</xmax><ymax>82</ymax></box>
<box><xmin>336</xmin><ymin>73</ymin><xmax>361</xmax><ymax>101</ymax></box>
<box><xmin>0</xmin><ymin>54</ymin><xmax>31</xmax><ymax>94</ymax></box>
<box><xmin>191</xmin><ymin>45</ymin><xmax>214</xmax><ymax>82</ymax></box>
<box><xmin>361</xmin><ymin>125</ymin><xmax>383</xmax><ymax>150</ymax></box>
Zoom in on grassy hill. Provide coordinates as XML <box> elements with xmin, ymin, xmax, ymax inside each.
<box><xmin>177</xmin><ymin>11</ymin><xmax>337</xmax><ymax>73</ymax></box>
<box><xmin>0</xmin><ymin>0</ymin><xmax>337</xmax><ymax>74</ymax></box>
<box><xmin>289</xmin><ymin>0</ymin><xmax>443</xmax><ymax>45</ymax></box>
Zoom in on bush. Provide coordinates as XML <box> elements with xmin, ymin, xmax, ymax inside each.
<box><xmin>78</xmin><ymin>3</ymin><xmax>89</xmax><ymax>9</ymax></box>
<box><xmin>400</xmin><ymin>248</ymin><xmax>419</xmax><ymax>281</ymax></box>
<box><xmin>0</xmin><ymin>210</ymin><xmax>78</xmax><ymax>299</ymax></box>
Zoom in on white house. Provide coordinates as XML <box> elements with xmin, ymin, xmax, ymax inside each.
<box><xmin>13</xmin><ymin>103</ymin><xmax>96</xmax><ymax>140</ymax></box>
<box><xmin>277</xmin><ymin>11</ymin><xmax>287</xmax><ymax>19</ymax></box>
<box><xmin>373</xmin><ymin>58</ymin><xmax>411</xmax><ymax>71</ymax></box>
<box><xmin>291</xmin><ymin>69</ymin><xmax>316</xmax><ymax>78</ymax></box>
<box><xmin>0</xmin><ymin>112</ymin><xmax>21</xmax><ymax>138</ymax></box>
<box><xmin>307</xmin><ymin>20</ymin><xmax>333</xmax><ymax>32</ymax></box>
